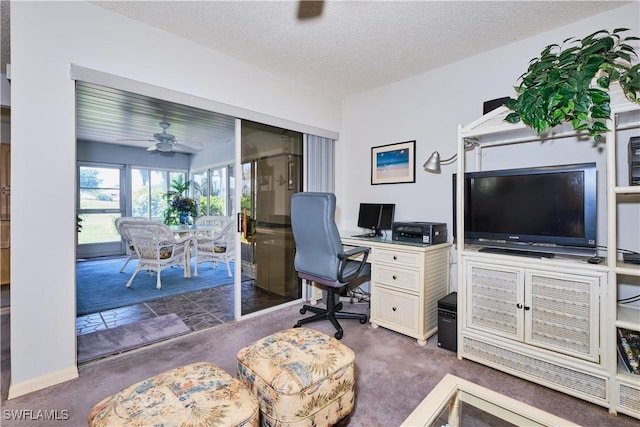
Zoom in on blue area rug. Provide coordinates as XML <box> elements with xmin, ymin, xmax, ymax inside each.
<box><xmin>76</xmin><ymin>257</ymin><xmax>234</xmax><ymax>315</ymax></box>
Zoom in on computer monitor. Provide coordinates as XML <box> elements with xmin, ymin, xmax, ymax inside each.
<box><xmin>357</xmin><ymin>203</ymin><xmax>395</xmax><ymax>236</ymax></box>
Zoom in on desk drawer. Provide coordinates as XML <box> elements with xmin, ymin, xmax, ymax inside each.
<box><xmin>374</xmin><ymin>248</ymin><xmax>422</xmax><ymax>268</ymax></box>
<box><xmin>371</xmin><ymin>286</ymin><xmax>419</xmax><ymax>332</ymax></box>
<box><xmin>373</xmin><ymin>264</ymin><xmax>421</xmax><ymax>293</ymax></box>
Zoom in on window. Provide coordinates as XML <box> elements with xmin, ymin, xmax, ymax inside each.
<box><xmin>131</xmin><ymin>168</ymin><xmax>187</xmax><ymax>222</ymax></box>
<box><xmin>77</xmin><ymin>165</ymin><xmax>123</xmax><ymax>245</ymax></box>
<box><xmin>193</xmin><ymin>165</ymin><xmax>233</xmax><ymax>216</ymax></box>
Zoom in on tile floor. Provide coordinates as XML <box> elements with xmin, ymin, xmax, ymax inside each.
<box><xmin>76</xmin><ymin>279</ymin><xmax>292</xmax><ymax>336</ymax></box>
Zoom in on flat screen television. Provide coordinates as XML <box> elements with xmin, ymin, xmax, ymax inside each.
<box><xmin>357</xmin><ymin>203</ymin><xmax>396</xmax><ymax>236</ymax></box>
<box><xmin>453</xmin><ymin>163</ymin><xmax>597</xmax><ymax>257</ymax></box>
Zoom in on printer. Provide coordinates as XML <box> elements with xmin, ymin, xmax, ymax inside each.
<box><xmin>392</xmin><ymin>222</ymin><xmax>448</xmax><ymax>245</ymax></box>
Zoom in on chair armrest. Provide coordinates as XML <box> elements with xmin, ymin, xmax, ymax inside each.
<box><xmin>337</xmin><ymin>246</ymin><xmax>370</xmax><ymax>283</ymax></box>
<box><xmin>339</xmin><ymin>246</ymin><xmax>370</xmax><ymax>259</ymax></box>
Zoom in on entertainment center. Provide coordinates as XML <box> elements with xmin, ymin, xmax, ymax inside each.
<box><xmin>455</xmin><ymin>89</ymin><xmax>640</xmax><ymax>419</ymax></box>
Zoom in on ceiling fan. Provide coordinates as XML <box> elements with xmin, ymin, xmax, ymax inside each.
<box><xmin>297</xmin><ymin>0</ymin><xmax>324</xmax><ymax>19</ymax></box>
<box><xmin>119</xmin><ymin>121</ymin><xmax>203</xmax><ymax>153</ymax></box>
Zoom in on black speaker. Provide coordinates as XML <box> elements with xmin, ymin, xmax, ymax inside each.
<box><xmin>437</xmin><ymin>292</ymin><xmax>457</xmax><ymax>352</ymax></box>
<box><xmin>629</xmin><ymin>136</ymin><xmax>640</xmax><ymax>186</ymax></box>
<box><xmin>483</xmin><ymin>97</ymin><xmax>510</xmax><ymax>115</ymax></box>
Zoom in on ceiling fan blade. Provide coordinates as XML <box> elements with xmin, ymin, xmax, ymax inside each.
<box><xmin>172</xmin><ymin>142</ymin><xmax>199</xmax><ymax>153</ymax></box>
<box><xmin>116</xmin><ymin>138</ymin><xmax>155</xmax><ymax>142</ymax></box>
<box><xmin>297</xmin><ymin>0</ymin><xmax>324</xmax><ymax>19</ymax></box>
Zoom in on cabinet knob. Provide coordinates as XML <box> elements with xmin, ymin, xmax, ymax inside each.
<box><xmin>393</xmin><ymin>255</ymin><xmax>397</xmax><ymax>260</ymax></box>
<box><xmin>516</xmin><ymin>303</ymin><xmax>523</xmax><ymax>309</ymax></box>
<box><xmin>392</xmin><ymin>275</ymin><xmax>397</xmax><ymax>280</ymax></box>
<box><xmin>392</xmin><ymin>307</ymin><xmax>397</xmax><ymax>311</ymax></box>
<box><xmin>524</xmin><ymin>306</ymin><xmax>531</xmax><ymax>311</ymax></box>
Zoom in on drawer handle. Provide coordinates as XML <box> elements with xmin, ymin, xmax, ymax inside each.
<box><xmin>392</xmin><ymin>307</ymin><xmax>397</xmax><ymax>311</ymax></box>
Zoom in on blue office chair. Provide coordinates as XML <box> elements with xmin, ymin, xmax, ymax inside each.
<box><xmin>291</xmin><ymin>192</ymin><xmax>370</xmax><ymax>339</ymax></box>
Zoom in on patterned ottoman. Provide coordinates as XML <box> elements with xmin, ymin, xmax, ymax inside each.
<box><xmin>237</xmin><ymin>328</ymin><xmax>356</xmax><ymax>427</ymax></box>
<box><xmin>87</xmin><ymin>362</ymin><xmax>259</xmax><ymax>427</ymax></box>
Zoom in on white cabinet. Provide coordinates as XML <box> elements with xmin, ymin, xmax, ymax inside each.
<box><xmin>464</xmin><ymin>257</ymin><xmax>603</xmax><ymax>362</ymax></box>
<box><xmin>461</xmin><ymin>253</ymin><xmax>609</xmax><ymax>405</ymax></box>
<box><xmin>341</xmin><ymin>237</ymin><xmax>451</xmax><ymax>345</ymax></box>
<box><xmin>454</xmin><ymin>90</ymin><xmax>640</xmax><ymax>418</ymax></box>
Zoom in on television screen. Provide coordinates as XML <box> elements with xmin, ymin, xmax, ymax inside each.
<box><xmin>453</xmin><ymin>163</ymin><xmax>597</xmax><ymax>257</ymax></box>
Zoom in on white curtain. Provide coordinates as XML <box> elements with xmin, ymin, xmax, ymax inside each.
<box><xmin>304</xmin><ymin>134</ymin><xmax>335</xmax><ymax>192</ymax></box>
<box><xmin>303</xmin><ymin>134</ymin><xmax>335</xmax><ymax>302</ymax></box>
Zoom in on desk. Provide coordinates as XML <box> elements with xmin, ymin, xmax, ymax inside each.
<box><xmin>341</xmin><ymin>234</ymin><xmax>451</xmax><ymax>345</ymax></box>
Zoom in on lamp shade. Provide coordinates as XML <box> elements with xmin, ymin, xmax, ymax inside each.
<box><xmin>423</xmin><ymin>151</ymin><xmax>441</xmax><ymax>173</ymax></box>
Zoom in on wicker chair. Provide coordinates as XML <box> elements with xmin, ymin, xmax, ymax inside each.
<box><xmin>193</xmin><ymin>216</ymin><xmax>236</xmax><ymax>278</ymax></box>
<box><xmin>119</xmin><ymin>221</ymin><xmax>193</xmax><ymax>289</ymax></box>
<box><xmin>114</xmin><ymin>216</ymin><xmax>147</xmax><ymax>272</ymax></box>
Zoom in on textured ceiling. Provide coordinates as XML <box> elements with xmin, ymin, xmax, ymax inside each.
<box><xmin>91</xmin><ymin>0</ymin><xmax>630</xmax><ymax>98</ymax></box>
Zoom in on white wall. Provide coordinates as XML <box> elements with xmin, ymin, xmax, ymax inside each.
<box><xmin>338</xmin><ymin>3</ymin><xmax>639</xmax><ymax>288</ymax></box>
<box><xmin>9</xmin><ymin>1</ymin><xmax>342</xmax><ymax>397</ymax></box>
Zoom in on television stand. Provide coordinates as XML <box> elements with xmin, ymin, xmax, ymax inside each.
<box><xmin>479</xmin><ymin>246</ymin><xmax>555</xmax><ymax>259</ymax></box>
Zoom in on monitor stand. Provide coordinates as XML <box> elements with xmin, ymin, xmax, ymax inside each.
<box><xmin>479</xmin><ymin>246</ymin><xmax>555</xmax><ymax>259</ymax></box>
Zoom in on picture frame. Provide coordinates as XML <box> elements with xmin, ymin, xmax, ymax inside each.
<box><xmin>371</xmin><ymin>140</ymin><xmax>416</xmax><ymax>185</ymax></box>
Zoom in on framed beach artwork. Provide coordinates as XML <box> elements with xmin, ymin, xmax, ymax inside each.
<box><xmin>371</xmin><ymin>140</ymin><xmax>416</xmax><ymax>185</ymax></box>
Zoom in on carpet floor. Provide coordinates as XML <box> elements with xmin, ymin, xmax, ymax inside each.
<box><xmin>76</xmin><ymin>257</ymin><xmax>235</xmax><ymax>315</ymax></box>
<box><xmin>1</xmin><ymin>303</ymin><xmax>638</xmax><ymax>426</ymax></box>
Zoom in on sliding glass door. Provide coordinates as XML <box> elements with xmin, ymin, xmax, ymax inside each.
<box><xmin>238</xmin><ymin>121</ymin><xmax>303</xmax><ymax>316</ymax></box>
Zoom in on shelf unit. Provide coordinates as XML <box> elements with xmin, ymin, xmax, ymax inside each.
<box><xmin>606</xmin><ymin>104</ymin><xmax>640</xmax><ymax>418</ymax></box>
<box><xmin>454</xmin><ymin>88</ymin><xmax>640</xmax><ymax>419</ymax></box>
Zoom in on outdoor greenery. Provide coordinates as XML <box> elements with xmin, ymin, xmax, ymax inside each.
<box><xmin>505</xmin><ymin>28</ymin><xmax>640</xmax><ymax>142</ymax></box>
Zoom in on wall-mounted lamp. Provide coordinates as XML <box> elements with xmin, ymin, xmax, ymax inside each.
<box><xmin>423</xmin><ymin>139</ymin><xmax>479</xmax><ymax>173</ymax></box>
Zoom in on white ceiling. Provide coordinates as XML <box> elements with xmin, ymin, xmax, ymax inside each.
<box><xmin>91</xmin><ymin>0</ymin><xmax>630</xmax><ymax>98</ymax></box>
<box><xmin>5</xmin><ymin>1</ymin><xmax>632</xmax><ymax>152</ymax></box>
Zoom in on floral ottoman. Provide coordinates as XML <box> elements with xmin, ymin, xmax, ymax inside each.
<box><xmin>87</xmin><ymin>361</ymin><xmax>259</xmax><ymax>427</ymax></box>
<box><xmin>236</xmin><ymin>328</ymin><xmax>356</xmax><ymax>427</ymax></box>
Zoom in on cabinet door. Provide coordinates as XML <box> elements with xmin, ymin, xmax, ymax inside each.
<box><xmin>465</xmin><ymin>261</ymin><xmax>524</xmax><ymax>341</ymax></box>
<box><xmin>525</xmin><ymin>269</ymin><xmax>602</xmax><ymax>362</ymax></box>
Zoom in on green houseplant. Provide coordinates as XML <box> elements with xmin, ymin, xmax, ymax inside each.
<box><xmin>504</xmin><ymin>28</ymin><xmax>640</xmax><ymax>142</ymax></box>
<box><xmin>164</xmin><ymin>177</ymin><xmax>197</xmax><ymax>225</ymax></box>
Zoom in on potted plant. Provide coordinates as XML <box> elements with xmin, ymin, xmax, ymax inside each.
<box><xmin>504</xmin><ymin>28</ymin><xmax>640</xmax><ymax>142</ymax></box>
<box><xmin>164</xmin><ymin>177</ymin><xmax>197</xmax><ymax>225</ymax></box>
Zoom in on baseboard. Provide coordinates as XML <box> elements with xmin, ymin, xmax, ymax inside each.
<box><xmin>8</xmin><ymin>366</ymin><xmax>79</xmax><ymax>399</ymax></box>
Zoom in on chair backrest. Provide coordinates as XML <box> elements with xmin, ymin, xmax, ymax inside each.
<box><xmin>120</xmin><ymin>221</ymin><xmax>176</xmax><ymax>259</ymax></box>
<box><xmin>290</xmin><ymin>192</ymin><xmax>343</xmax><ymax>282</ymax></box>
<box><xmin>195</xmin><ymin>215</ymin><xmax>230</xmax><ymax>238</ymax></box>
<box><xmin>115</xmin><ymin>217</ymin><xmax>147</xmax><ymax>241</ymax></box>
<box><xmin>195</xmin><ymin>216</ymin><xmax>236</xmax><ymax>253</ymax></box>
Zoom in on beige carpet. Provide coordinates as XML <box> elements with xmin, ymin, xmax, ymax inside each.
<box><xmin>1</xmin><ymin>303</ymin><xmax>638</xmax><ymax>426</ymax></box>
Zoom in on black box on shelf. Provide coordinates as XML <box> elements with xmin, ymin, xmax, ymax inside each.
<box><xmin>629</xmin><ymin>136</ymin><xmax>640</xmax><ymax>186</ymax></box>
